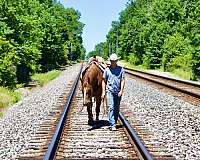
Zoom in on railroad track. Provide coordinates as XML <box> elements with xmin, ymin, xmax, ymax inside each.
<box><xmin>125</xmin><ymin>67</ymin><xmax>200</xmax><ymax>97</ymax></box>
<box><xmin>18</xmin><ymin>63</ymin><xmax>174</xmax><ymax>159</ymax></box>
<box><xmin>53</xmin><ymin>82</ymin><xmax>141</xmax><ymax>159</ymax></box>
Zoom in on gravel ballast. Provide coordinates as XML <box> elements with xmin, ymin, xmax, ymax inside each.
<box><xmin>0</xmin><ymin>64</ymin><xmax>81</xmax><ymax>160</ymax></box>
<box><xmin>1</xmin><ymin>65</ymin><xmax>200</xmax><ymax>160</ymax></box>
<box><xmin>122</xmin><ymin>75</ymin><xmax>200</xmax><ymax>160</ymax></box>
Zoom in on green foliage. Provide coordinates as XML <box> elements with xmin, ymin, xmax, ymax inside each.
<box><xmin>80</xmin><ymin>49</ymin><xmax>86</xmax><ymax>60</ymax></box>
<box><xmin>106</xmin><ymin>21</ymin><xmax>120</xmax><ymax>56</ymax></box>
<box><xmin>0</xmin><ymin>86</ymin><xmax>21</xmax><ymax>108</ymax></box>
<box><xmin>39</xmin><ymin>5</ymin><xmax>84</xmax><ymax>71</ymax></box>
<box><xmin>192</xmin><ymin>47</ymin><xmax>200</xmax><ymax>80</ymax></box>
<box><xmin>95</xmin><ymin>0</ymin><xmax>200</xmax><ymax>80</ymax></box>
<box><xmin>31</xmin><ymin>70</ymin><xmax>61</xmax><ymax>86</ymax></box>
<box><xmin>162</xmin><ymin>33</ymin><xmax>193</xmax><ymax>72</ymax></box>
<box><xmin>1</xmin><ymin>0</ymin><xmax>45</xmax><ymax>83</ymax></box>
<box><xmin>119</xmin><ymin>0</ymin><xmax>149</xmax><ymax>61</ymax></box>
<box><xmin>183</xmin><ymin>0</ymin><xmax>200</xmax><ymax>80</ymax></box>
<box><xmin>172</xmin><ymin>68</ymin><xmax>192</xmax><ymax>80</ymax></box>
<box><xmin>0</xmin><ymin>0</ymin><xmax>85</xmax><ymax>87</ymax></box>
<box><xmin>128</xmin><ymin>53</ymin><xmax>140</xmax><ymax>65</ymax></box>
<box><xmin>0</xmin><ymin>37</ymin><xmax>18</xmax><ymax>87</ymax></box>
<box><xmin>86</xmin><ymin>42</ymin><xmax>109</xmax><ymax>60</ymax></box>
<box><xmin>94</xmin><ymin>42</ymin><xmax>105</xmax><ymax>57</ymax></box>
<box><xmin>38</xmin><ymin>0</ymin><xmax>54</xmax><ymax>7</ymax></box>
<box><xmin>87</xmin><ymin>51</ymin><xmax>96</xmax><ymax>59</ymax></box>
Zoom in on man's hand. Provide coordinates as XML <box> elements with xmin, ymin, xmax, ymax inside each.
<box><xmin>118</xmin><ymin>79</ymin><xmax>125</xmax><ymax>97</ymax></box>
<box><xmin>118</xmin><ymin>90</ymin><xmax>123</xmax><ymax>97</ymax></box>
<box><xmin>101</xmin><ymin>92</ymin><xmax>106</xmax><ymax>99</ymax></box>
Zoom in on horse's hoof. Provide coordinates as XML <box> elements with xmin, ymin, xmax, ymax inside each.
<box><xmin>88</xmin><ymin>119</ymin><xmax>94</xmax><ymax>126</ymax></box>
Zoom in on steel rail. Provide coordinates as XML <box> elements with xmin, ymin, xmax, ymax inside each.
<box><xmin>119</xmin><ymin>112</ymin><xmax>153</xmax><ymax>160</ymax></box>
<box><xmin>44</xmin><ymin>64</ymin><xmax>83</xmax><ymax>160</ymax></box>
<box><xmin>98</xmin><ymin>63</ymin><xmax>153</xmax><ymax>160</ymax></box>
<box><xmin>125</xmin><ymin>67</ymin><xmax>200</xmax><ymax>88</ymax></box>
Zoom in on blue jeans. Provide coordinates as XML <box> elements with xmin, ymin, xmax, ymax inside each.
<box><xmin>107</xmin><ymin>91</ymin><xmax>121</xmax><ymax>126</ymax></box>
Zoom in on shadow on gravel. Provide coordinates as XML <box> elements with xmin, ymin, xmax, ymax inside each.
<box><xmin>88</xmin><ymin>120</ymin><xmax>110</xmax><ymax>131</ymax></box>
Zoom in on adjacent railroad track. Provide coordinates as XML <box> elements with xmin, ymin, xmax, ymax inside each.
<box><xmin>124</xmin><ymin>67</ymin><xmax>200</xmax><ymax>105</ymax></box>
<box><xmin>18</xmin><ymin>63</ymin><xmax>174</xmax><ymax>159</ymax></box>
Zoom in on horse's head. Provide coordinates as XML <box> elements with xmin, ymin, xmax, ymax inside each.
<box><xmin>82</xmin><ymin>77</ymin><xmax>93</xmax><ymax>106</ymax></box>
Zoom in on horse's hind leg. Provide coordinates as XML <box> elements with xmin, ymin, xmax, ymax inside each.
<box><xmin>87</xmin><ymin>104</ymin><xmax>93</xmax><ymax>125</ymax></box>
<box><xmin>96</xmin><ymin>97</ymin><xmax>101</xmax><ymax>121</ymax></box>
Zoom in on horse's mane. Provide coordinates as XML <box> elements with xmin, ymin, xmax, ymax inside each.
<box><xmin>82</xmin><ymin>62</ymin><xmax>98</xmax><ymax>79</ymax></box>
<box><xmin>81</xmin><ymin>62</ymin><xmax>102</xmax><ymax>87</ymax></box>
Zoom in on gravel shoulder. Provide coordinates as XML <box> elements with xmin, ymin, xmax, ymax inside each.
<box><xmin>122</xmin><ymin>74</ymin><xmax>200</xmax><ymax>160</ymax></box>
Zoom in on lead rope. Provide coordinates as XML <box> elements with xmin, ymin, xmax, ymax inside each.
<box><xmin>101</xmin><ymin>96</ymin><xmax>107</xmax><ymax>119</ymax></box>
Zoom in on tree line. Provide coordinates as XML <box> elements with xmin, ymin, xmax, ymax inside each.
<box><xmin>0</xmin><ymin>0</ymin><xmax>85</xmax><ymax>88</ymax></box>
<box><xmin>89</xmin><ymin>0</ymin><xmax>200</xmax><ymax>80</ymax></box>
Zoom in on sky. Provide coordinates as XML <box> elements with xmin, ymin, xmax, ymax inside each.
<box><xmin>60</xmin><ymin>0</ymin><xmax>128</xmax><ymax>53</ymax></box>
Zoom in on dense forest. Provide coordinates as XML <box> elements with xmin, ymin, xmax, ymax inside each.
<box><xmin>89</xmin><ymin>0</ymin><xmax>200</xmax><ymax>80</ymax></box>
<box><xmin>0</xmin><ymin>0</ymin><xmax>85</xmax><ymax>87</ymax></box>
<box><xmin>1</xmin><ymin>0</ymin><xmax>200</xmax><ymax>88</ymax></box>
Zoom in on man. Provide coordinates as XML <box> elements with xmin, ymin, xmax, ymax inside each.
<box><xmin>101</xmin><ymin>53</ymin><xmax>125</xmax><ymax>131</ymax></box>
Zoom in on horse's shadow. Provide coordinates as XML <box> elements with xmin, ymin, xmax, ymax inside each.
<box><xmin>87</xmin><ymin>120</ymin><xmax>123</xmax><ymax>131</ymax></box>
<box><xmin>87</xmin><ymin>120</ymin><xmax>109</xmax><ymax>131</ymax></box>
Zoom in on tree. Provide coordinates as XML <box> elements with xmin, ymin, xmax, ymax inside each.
<box><xmin>0</xmin><ymin>0</ymin><xmax>85</xmax><ymax>86</ymax></box>
<box><xmin>0</xmin><ymin>37</ymin><xmax>18</xmax><ymax>87</ymax></box>
<box><xmin>162</xmin><ymin>33</ymin><xmax>193</xmax><ymax>72</ymax></box>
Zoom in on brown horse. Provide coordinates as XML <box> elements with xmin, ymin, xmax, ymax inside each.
<box><xmin>80</xmin><ymin>63</ymin><xmax>103</xmax><ymax>125</ymax></box>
